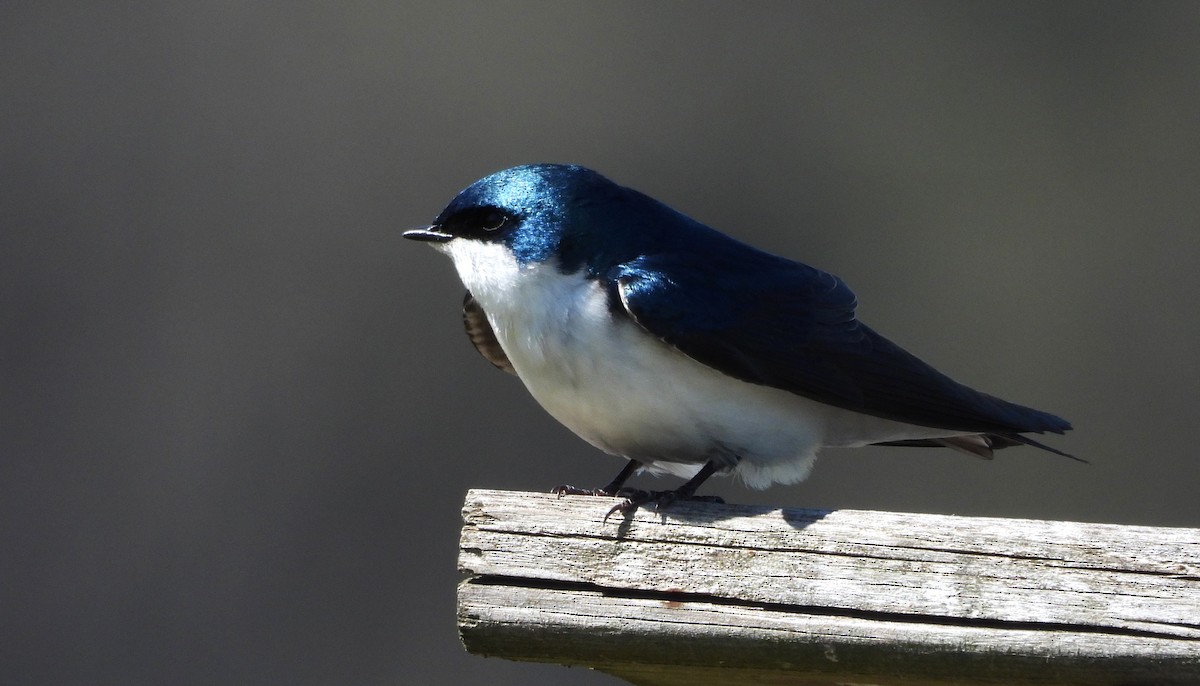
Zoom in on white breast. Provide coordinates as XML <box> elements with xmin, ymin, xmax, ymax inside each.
<box><xmin>437</xmin><ymin>239</ymin><xmax>966</xmax><ymax>489</ymax></box>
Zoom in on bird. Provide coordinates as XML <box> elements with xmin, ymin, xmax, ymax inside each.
<box><xmin>404</xmin><ymin>164</ymin><xmax>1075</xmax><ymax>517</ymax></box>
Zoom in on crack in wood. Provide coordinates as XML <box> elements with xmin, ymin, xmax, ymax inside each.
<box><xmin>464</xmin><ymin>574</ymin><xmax>1199</xmax><ymax>642</ymax></box>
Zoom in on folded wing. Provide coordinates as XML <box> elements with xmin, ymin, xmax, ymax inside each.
<box><xmin>610</xmin><ymin>253</ymin><xmax>1072</xmax><ymax>442</ymax></box>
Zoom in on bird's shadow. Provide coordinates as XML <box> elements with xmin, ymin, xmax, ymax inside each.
<box><xmin>606</xmin><ymin>498</ymin><xmax>831</xmax><ymax>538</ymax></box>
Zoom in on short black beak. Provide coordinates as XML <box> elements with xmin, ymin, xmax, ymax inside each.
<box><xmin>403</xmin><ymin>226</ymin><xmax>454</xmax><ymax>243</ymax></box>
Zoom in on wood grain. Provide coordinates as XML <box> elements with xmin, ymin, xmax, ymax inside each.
<box><xmin>457</xmin><ymin>489</ymin><xmax>1200</xmax><ymax>685</ymax></box>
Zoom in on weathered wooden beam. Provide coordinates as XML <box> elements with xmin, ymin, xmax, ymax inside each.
<box><xmin>457</xmin><ymin>489</ymin><xmax>1200</xmax><ymax>686</ymax></box>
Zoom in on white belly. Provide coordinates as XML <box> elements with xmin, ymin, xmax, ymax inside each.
<box><xmin>441</xmin><ymin>242</ymin><xmax>963</xmax><ymax>489</ymax></box>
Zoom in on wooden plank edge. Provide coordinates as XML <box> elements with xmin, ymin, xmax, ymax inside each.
<box><xmin>458</xmin><ymin>581</ymin><xmax>1200</xmax><ymax>686</ymax></box>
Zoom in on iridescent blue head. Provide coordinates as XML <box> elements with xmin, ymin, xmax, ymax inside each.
<box><xmin>405</xmin><ymin>164</ymin><xmax>709</xmax><ymax>274</ymax></box>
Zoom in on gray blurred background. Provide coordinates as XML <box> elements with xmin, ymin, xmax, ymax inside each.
<box><xmin>3</xmin><ymin>2</ymin><xmax>1198</xmax><ymax>684</ymax></box>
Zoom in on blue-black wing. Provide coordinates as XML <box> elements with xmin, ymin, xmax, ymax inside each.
<box><xmin>610</xmin><ymin>252</ymin><xmax>1072</xmax><ymax>439</ymax></box>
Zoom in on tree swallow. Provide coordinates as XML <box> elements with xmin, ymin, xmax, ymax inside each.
<box><xmin>405</xmin><ymin>164</ymin><xmax>1075</xmax><ymax>516</ymax></box>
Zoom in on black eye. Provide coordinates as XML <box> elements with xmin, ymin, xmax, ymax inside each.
<box><xmin>480</xmin><ymin>210</ymin><xmax>508</xmax><ymax>232</ymax></box>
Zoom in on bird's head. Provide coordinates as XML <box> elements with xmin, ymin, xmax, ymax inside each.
<box><xmin>405</xmin><ymin>164</ymin><xmax>690</xmax><ymax>295</ymax></box>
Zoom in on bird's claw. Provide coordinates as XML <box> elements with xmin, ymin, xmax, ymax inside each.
<box><xmin>602</xmin><ymin>490</ymin><xmax>724</xmax><ymax>522</ymax></box>
<box><xmin>553</xmin><ymin>484</ymin><xmax>616</xmax><ymax>498</ymax></box>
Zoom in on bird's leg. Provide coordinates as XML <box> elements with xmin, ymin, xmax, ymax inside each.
<box><xmin>604</xmin><ymin>461</ymin><xmax>724</xmax><ymax>521</ymax></box>
<box><xmin>554</xmin><ymin>459</ymin><xmax>641</xmax><ymax>497</ymax></box>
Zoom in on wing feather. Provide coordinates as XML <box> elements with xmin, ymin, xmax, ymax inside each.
<box><xmin>611</xmin><ymin>254</ymin><xmax>1071</xmax><ymax>437</ymax></box>
<box><xmin>462</xmin><ymin>291</ymin><xmax>516</xmax><ymax>375</ymax></box>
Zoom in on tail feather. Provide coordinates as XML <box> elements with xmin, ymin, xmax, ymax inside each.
<box><xmin>999</xmin><ymin>432</ymin><xmax>1086</xmax><ymax>462</ymax></box>
<box><xmin>875</xmin><ymin>432</ymin><xmax>1084</xmax><ymax>463</ymax></box>
<box><xmin>936</xmin><ymin>435</ymin><xmax>996</xmax><ymax>459</ymax></box>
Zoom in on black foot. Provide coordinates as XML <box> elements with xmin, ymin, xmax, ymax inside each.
<box><xmin>553</xmin><ymin>484</ymin><xmax>618</xmax><ymax>497</ymax></box>
<box><xmin>554</xmin><ymin>460</ymin><xmax>642</xmax><ymax>499</ymax></box>
<box><xmin>603</xmin><ymin>489</ymin><xmax>724</xmax><ymax>522</ymax></box>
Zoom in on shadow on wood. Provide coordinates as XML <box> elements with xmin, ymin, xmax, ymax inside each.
<box><xmin>457</xmin><ymin>489</ymin><xmax>1200</xmax><ymax>686</ymax></box>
